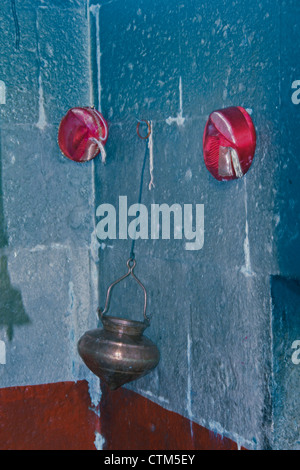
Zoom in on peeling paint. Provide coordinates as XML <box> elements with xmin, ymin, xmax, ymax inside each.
<box><xmin>87</xmin><ymin>0</ymin><xmax>94</xmax><ymax>107</ymax></box>
<box><xmin>206</xmin><ymin>418</ymin><xmax>255</xmax><ymax>450</ymax></box>
<box><xmin>90</xmin><ymin>228</ymin><xmax>100</xmax><ymax>263</ymax></box>
<box><xmin>0</xmin><ymin>80</ymin><xmax>6</xmax><ymax>105</ymax></box>
<box><xmin>90</xmin><ymin>4</ymin><xmax>102</xmax><ymax>111</ymax></box>
<box><xmin>166</xmin><ymin>77</ymin><xmax>185</xmax><ymax>126</ymax></box>
<box><xmin>94</xmin><ymin>432</ymin><xmax>105</xmax><ymax>450</ymax></box>
<box><xmin>36</xmin><ymin>15</ymin><xmax>47</xmax><ymax>131</ymax></box>
<box><xmin>11</xmin><ymin>0</ymin><xmax>20</xmax><ymax>50</ymax></box>
<box><xmin>185</xmin><ymin>168</ymin><xmax>193</xmax><ymax>181</ymax></box>
<box><xmin>0</xmin><ymin>340</ymin><xmax>6</xmax><ymax>365</ymax></box>
<box><xmin>36</xmin><ymin>72</ymin><xmax>47</xmax><ymax>131</ymax></box>
<box><xmin>148</xmin><ymin>121</ymin><xmax>155</xmax><ymax>190</ymax></box>
<box><xmin>241</xmin><ymin>178</ymin><xmax>254</xmax><ymax>277</ymax></box>
<box><xmin>29</xmin><ymin>243</ymin><xmax>67</xmax><ymax>253</ymax></box>
<box><xmin>67</xmin><ymin>281</ymin><xmax>74</xmax><ymax>316</ymax></box>
<box><xmin>137</xmin><ymin>388</ymin><xmax>170</xmax><ymax>405</ymax></box>
<box><xmin>187</xmin><ymin>331</ymin><xmax>193</xmax><ymax>438</ymax></box>
<box><xmin>88</xmin><ymin>374</ymin><xmax>101</xmax><ymax>409</ymax></box>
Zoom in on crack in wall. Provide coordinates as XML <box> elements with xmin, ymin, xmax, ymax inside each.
<box><xmin>11</xmin><ymin>0</ymin><xmax>20</xmax><ymax>50</ymax></box>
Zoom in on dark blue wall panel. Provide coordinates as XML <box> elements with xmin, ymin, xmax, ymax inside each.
<box><xmin>271</xmin><ymin>276</ymin><xmax>300</xmax><ymax>450</ymax></box>
<box><xmin>91</xmin><ymin>0</ymin><xmax>286</xmax><ymax>449</ymax></box>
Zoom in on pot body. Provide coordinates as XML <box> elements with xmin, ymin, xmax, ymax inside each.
<box><xmin>78</xmin><ymin>316</ymin><xmax>160</xmax><ymax>390</ymax></box>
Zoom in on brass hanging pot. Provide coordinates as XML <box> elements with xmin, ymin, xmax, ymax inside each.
<box><xmin>78</xmin><ymin>258</ymin><xmax>160</xmax><ymax>390</ymax></box>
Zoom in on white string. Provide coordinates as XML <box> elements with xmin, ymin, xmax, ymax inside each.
<box><xmin>148</xmin><ymin>121</ymin><xmax>155</xmax><ymax>190</ymax></box>
<box><xmin>89</xmin><ymin>108</ymin><xmax>108</xmax><ymax>163</ymax></box>
<box><xmin>93</xmin><ymin>108</ymin><xmax>108</xmax><ymax>142</ymax></box>
<box><xmin>91</xmin><ymin>137</ymin><xmax>107</xmax><ymax>164</ymax></box>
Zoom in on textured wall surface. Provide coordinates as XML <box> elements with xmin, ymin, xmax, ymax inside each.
<box><xmin>92</xmin><ymin>0</ymin><xmax>299</xmax><ymax>450</ymax></box>
<box><xmin>270</xmin><ymin>1</ymin><xmax>300</xmax><ymax>450</ymax></box>
<box><xmin>271</xmin><ymin>277</ymin><xmax>300</xmax><ymax>450</ymax></box>
<box><xmin>0</xmin><ymin>0</ymin><xmax>101</xmax><ymax>449</ymax></box>
<box><xmin>0</xmin><ymin>0</ymin><xmax>299</xmax><ymax>451</ymax></box>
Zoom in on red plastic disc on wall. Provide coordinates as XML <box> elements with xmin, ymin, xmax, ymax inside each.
<box><xmin>58</xmin><ymin>107</ymin><xmax>108</xmax><ymax>162</ymax></box>
<box><xmin>203</xmin><ymin>106</ymin><xmax>256</xmax><ymax>181</ymax></box>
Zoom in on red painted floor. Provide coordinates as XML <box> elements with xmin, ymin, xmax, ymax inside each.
<box><xmin>100</xmin><ymin>383</ymin><xmax>241</xmax><ymax>450</ymax></box>
<box><xmin>0</xmin><ymin>380</ymin><xmax>245</xmax><ymax>450</ymax></box>
<box><xmin>0</xmin><ymin>381</ymin><xmax>99</xmax><ymax>450</ymax></box>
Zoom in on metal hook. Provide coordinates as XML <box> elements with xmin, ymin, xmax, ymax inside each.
<box><xmin>136</xmin><ymin>120</ymin><xmax>151</xmax><ymax>140</ymax></box>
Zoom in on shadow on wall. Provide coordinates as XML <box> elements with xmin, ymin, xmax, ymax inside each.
<box><xmin>0</xmin><ymin>128</ymin><xmax>30</xmax><ymax>341</ymax></box>
<box><xmin>0</xmin><ymin>256</ymin><xmax>30</xmax><ymax>341</ymax></box>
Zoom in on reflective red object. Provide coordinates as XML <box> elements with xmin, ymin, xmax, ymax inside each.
<box><xmin>58</xmin><ymin>107</ymin><xmax>108</xmax><ymax>162</ymax></box>
<box><xmin>203</xmin><ymin>106</ymin><xmax>256</xmax><ymax>181</ymax></box>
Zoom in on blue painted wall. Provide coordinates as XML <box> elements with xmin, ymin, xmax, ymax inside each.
<box><xmin>271</xmin><ymin>276</ymin><xmax>300</xmax><ymax>450</ymax></box>
<box><xmin>0</xmin><ymin>1</ymin><xmax>99</xmax><ymax>393</ymax></box>
<box><xmin>91</xmin><ymin>0</ymin><xmax>300</xmax><ymax>449</ymax></box>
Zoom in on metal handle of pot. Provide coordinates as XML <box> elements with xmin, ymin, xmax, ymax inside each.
<box><xmin>98</xmin><ymin>258</ymin><xmax>150</xmax><ymax>324</ymax></box>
